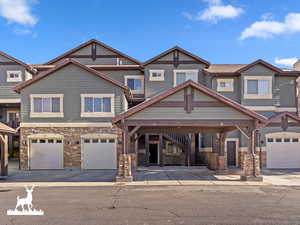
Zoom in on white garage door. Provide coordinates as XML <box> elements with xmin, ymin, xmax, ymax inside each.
<box><xmin>266</xmin><ymin>133</ymin><xmax>300</xmax><ymax>169</ymax></box>
<box><xmin>82</xmin><ymin>138</ymin><xmax>117</xmax><ymax>169</ymax></box>
<box><xmin>30</xmin><ymin>138</ymin><xmax>64</xmax><ymax>169</ymax></box>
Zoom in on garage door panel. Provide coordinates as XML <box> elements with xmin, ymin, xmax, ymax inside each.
<box><xmin>30</xmin><ymin>139</ymin><xmax>64</xmax><ymax>170</ymax></box>
<box><xmin>266</xmin><ymin>135</ymin><xmax>300</xmax><ymax>169</ymax></box>
<box><xmin>83</xmin><ymin>138</ymin><xmax>117</xmax><ymax>169</ymax></box>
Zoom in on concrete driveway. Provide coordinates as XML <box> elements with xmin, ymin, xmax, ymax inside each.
<box><xmin>4</xmin><ymin>160</ymin><xmax>116</xmax><ymax>182</ymax></box>
<box><xmin>263</xmin><ymin>169</ymin><xmax>300</xmax><ymax>186</ymax></box>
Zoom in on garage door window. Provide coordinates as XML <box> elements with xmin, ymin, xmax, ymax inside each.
<box><xmin>284</xmin><ymin>138</ymin><xmax>291</xmax><ymax>142</ymax></box>
<box><xmin>292</xmin><ymin>138</ymin><xmax>299</xmax><ymax>142</ymax></box>
<box><xmin>276</xmin><ymin>138</ymin><xmax>282</xmax><ymax>143</ymax></box>
<box><xmin>267</xmin><ymin>138</ymin><xmax>274</xmax><ymax>143</ymax></box>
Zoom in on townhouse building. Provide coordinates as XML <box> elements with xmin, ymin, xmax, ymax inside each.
<box><xmin>1</xmin><ymin>39</ymin><xmax>300</xmax><ymax>180</ymax></box>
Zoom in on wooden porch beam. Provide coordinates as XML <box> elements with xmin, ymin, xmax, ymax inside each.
<box><xmin>129</xmin><ymin>126</ymin><xmax>141</xmax><ymax>137</ymax></box>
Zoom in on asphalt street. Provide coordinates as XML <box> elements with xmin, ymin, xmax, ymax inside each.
<box><xmin>0</xmin><ymin>185</ymin><xmax>300</xmax><ymax>225</ymax></box>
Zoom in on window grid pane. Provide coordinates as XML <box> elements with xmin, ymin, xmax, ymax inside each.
<box><xmin>84</xmin><ymin>97</ymin><xmax>94</xmax><ymax>112</ymax></box>
<box><xmin>94</xmin><ymin>98</ymin><xmax>102</xmax><ymax>112</ymax></box>
<box><xmin>247</xmin><ymin>80</ymin><xmax>258</xmax><ymax>94</ymax></box>
<box><xmin>33</xmin><ymin>98</ymin><xmax>43</xmax><ymax>113</ymax></box>
<box><xmin>52</xmin><ymin>98</ymin><xmax>60</xmax><ymax>112</ymax></box>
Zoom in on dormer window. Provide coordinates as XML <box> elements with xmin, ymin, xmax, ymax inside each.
<box><xmin>149</xmin><ymin>70</ymin><xmax>164</xmax><ymax>81</ymax></box>
<box><xmin>244</xmin><ymin>76</ymin><xmax>272</xmax><ymax>99</ymax></box>
<box><xmin>7</xmin><ymin>71</ymin><xmax>22</xmax><ymax>82</ymax></box>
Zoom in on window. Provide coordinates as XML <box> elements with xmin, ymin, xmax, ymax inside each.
<box><xmin>174</xmin><ymin>70</ymin><xmax>198</xmax><ymax>86</ymax></box>
<box><xmin>267</xmin><ymin>138</ymin><xmax>274</xmax><ymax>143</ymax></box>
<box><xmin>275</xmin><ymin>138</ymin><xmax>282</xmax><ymax>143</ymax></box>
<box><xmin>125</xmin><ymin>76</ymin><xmax>144</xmax><ymax>94</ymax></box>
<box><xmin>244</xmin><ymin>76</ymin><xmax>272</xmax><ymax>99</ymax></box>
<box><xmin>7</xmin><ymin>71</ymin><xmax>22</xmax><ymax>82</ymax></box>
<box><xmin>284</xmin><ymin>138</ymin><xmax>291</xmax><ymax>143</ymax></box>
<box><xmin>81</xmin><ymin>94</ymin><xmax>114</xmax><ymax>117</ymax></box>
<box><xmin>30</xmin><ymin>94</ymin><xmax>63</xmax><ymax>118</ymax></box>
<box><xmin>292</xmin><ymin>138</ymin><xmax>299</xmax><ymax>142</ymax></box>
<box><xmin>217</xmin><ymin>79</ymin><xmax>234</xmax><ymax>92</ymax></box>
<box><xmin>149</xmin><ymin>70</ymin><xmax>164</xmax><ymax>81</ymax></box>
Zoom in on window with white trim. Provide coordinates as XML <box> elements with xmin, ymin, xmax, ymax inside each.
<box><xmin>7</xmin><ymin>71</ymin><xmax>22</xmax><ymax>82</ymax></box>
<box><xmin>149</xmin><ymin>70</ymin><xmax>164</xmax><ymax>81</ymax></box>
<box><xmin>217</xmin><ymin>79</ymin><xmax>234</xmax><ymax>92</ymax></box>
<box><xmin>244</xmin><ymin>76</ymin><xmax>272</xmax><ymax>99</ymax></box>
<box><xmin>30</xmin><ymin>94</ymin><xmax>64</xmax><ymax>118</ymax></box>
<box><xmin>174</xmin><ymin>70</ymin><xmax>198</xmax><ymax>86</ymax></box>
<box><xmin>81</xmin><ymin>94</ymin><xmax>114</xmax><ymax>117</ymax></box>
<box><xmin>125</xmin><ymin>75</ymin><xmax>144</xmax><ymax>94</ymax></box>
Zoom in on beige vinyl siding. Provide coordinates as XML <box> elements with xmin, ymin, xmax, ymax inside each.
<box><xmin>128</xmin><ymin>106</ymin><xmax>251</xmax><ymax>120</ymax></box>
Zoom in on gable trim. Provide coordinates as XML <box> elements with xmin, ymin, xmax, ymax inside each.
<box><xmin>14</xmin><ymin>59</ymin><xmax>130</xmax><ymax>94</ymax></box>
<box><xmin>0</xmin><ymin>51</ymin><xmax>34</xmax><ymax>73</ymax></box>
<box><xmin>112</xmin><ymin>80</ymin><xmax>267</xmax><ymax>124</ymax></box>
<box><xmin>143</xmin><ymin>46</ymin><xmax>210</xmax><ymax>67</ymax></box>
<box><xmin>237</xmin><ymin>59</ymin><xmax>282</xmax><ymax>74</ymax></box>
<box><xmin>45</xmin><ymin>39</ymin><xmax>141</xmax><ymax>65</ymax></box>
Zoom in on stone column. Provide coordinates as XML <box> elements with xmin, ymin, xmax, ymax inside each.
<box><xmin>159</xmin><ymin>134</ymin><xmax>164</xmax><ymax>167</ymax></box>
<box><xmin>116</xmin><ymin>128</ymin><xmax>133</xmax><ymax>182</ymax></box>
<box><xmin>190</xmin><ymin>134</ymin><xmax>196</xmax><ymax>166</ymax></box>
<box><xmin>240</xmin><ymin>130</ymin><xmax>262</xmax><ymax>181</ymax></box>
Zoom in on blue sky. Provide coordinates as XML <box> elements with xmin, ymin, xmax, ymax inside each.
<box><xmin>0</xmin><ymin>0</ymin><xmax>300</xmax><ymax>67</ymax></box>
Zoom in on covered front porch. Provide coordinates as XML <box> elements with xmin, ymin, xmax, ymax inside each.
<box><xmin>113</xmin><ymin>81</ymin><xmax>267</xmax><ymax>182</ymax></box>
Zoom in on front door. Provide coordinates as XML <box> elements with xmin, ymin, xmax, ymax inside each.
<box><xmin>149</xmin><ymin>143</ymin><xmax>158</xmax><ymax>165</ymax></box>
<box><xmin>227</xmin><ymin>141</ymin><xmax>236</xmax><ymax>166</ymax></box>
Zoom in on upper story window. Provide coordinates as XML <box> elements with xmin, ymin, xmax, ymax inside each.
<box><xmin>244</xmin><ymin>76</ymin><xmax>272</xmax><ymax>99</ymax></box>
<box><xmin>149</xmin><ymin>70</ymin><xmax>164</xmax><ymax>81</ymax></box>
<box><xmin>217</xmin><ymin>79</ymin><xmax>234</xmax><ymax>92</ymax></box>
<box><xmin>81</xmin><ymin>94</ymin><xmax>114</xmax><ymax>118</ymax></box>
<box><xmin>125</xmin><ymin>75</ymin><xmax>144</xmax><ymax>94</ymax></box>
<box><xmin>174</xmin><ymin>70</ymin><xmax>198</xmax><ymax>86</ymax></box>
<box><xmin>30</xmin><ymin>94</ymin><xmax>64</xmax><ymax>118</ymax></box>
<box><xmin>7</xmin><ymin>71</ymin><xmax>22</xmax><ymax>82</ymax></box>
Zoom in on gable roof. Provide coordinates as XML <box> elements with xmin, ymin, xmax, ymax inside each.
<box><xmin>113</xmin><ymin>80</ymin><xmax>267</xmax><ymax>124</ymax></box>
<box><xmin>14</xmin><ymin>59</ymin><xmax>130</xmax><ymax>94</ymax></box>
<box><xmin>0</xmin><ymin>51</ymin><xmax>35</xmax><ymax>73</ymax></box>
<box><xmin>0</xmin><ymin>122</ymin><xmax>16</xmax><ymax>134</ymax></box>
<box><xmin>236</xmin><ymin>59</ymin><xmax>283</xmax><ymax>73</ymax></box>
<box><xmin>204</xmin><ymin>59</ymin><xmax>300</xmax><ymax>76</ymax></box>
<box><xmin>266</xmin><ymin>112</ymin><xmax>300</xmax><ymax>125</ymax></box>
<box><xmin>45</xmin><ymin>39</ymin><xmax>141</xmax><ymax>65</ymax></box>
<box><xmin>143</xmin><ymin>46</ymin><xmax>210</xmax><ymax>67</ymax></box>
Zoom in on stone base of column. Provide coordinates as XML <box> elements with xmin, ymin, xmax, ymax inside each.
<box><xmin>208</xmin><ymin>153</ymin><xmax>227</xmax><ymax>171</ymax></box>
<box><xmin>240</xmin><ymin>153</ymin><xmax>263</xmax><ymax>182</ymax></box>
<box><xmin>116</xmin><ymin>154</ymin><xmax>133</xmax><ymax>182</ymax></box>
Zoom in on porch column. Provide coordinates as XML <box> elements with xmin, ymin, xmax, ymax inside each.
<box><xmin>116</xmin><ymin>126</ymin><xmax>133</xmax><ymax>182</ymax></box>
<box><xmin>159</xmin><ymin>134</ymin><xmax>164</xmax><ymax>167</ymax></box>
<box><xmin>190</xmin><ymin>134</ymin><xmax>196</xmax><ymax>166</ymax></box>
<box><xmin>145</xmin><ymin>134</ymin><xmax>149</xmax><ymax>167</ymax></box>
<box><xmin>240</xmin><ymin>129</ymin><xmax>262</xmax><ymax>181</ymax></box>
<box><xmin>134</xmin><ymin>134</ymin><xmax>138</xmax><ymax>167</ymax></box>
<box><xmin>0</xmin><ymin>134</ymin><xmax>8</xmax><ymax>178</ymax></box>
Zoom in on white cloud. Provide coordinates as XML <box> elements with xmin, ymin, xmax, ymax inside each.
<box><xmin>0</xmin><ymin>0</ymin><xmax>38</xmax><ymax>26</ymax></box>
<box><xmin>184</xmin><ymin>0</ymin><xmax>243</xmax><ymax>23</ymax></box>
<box><xmin>275</xmin><ymin>57</ymin><xmax>298</xmax><ymax>67</ymax></box>
<box><xmin>240</xmin><ymin>13</ymin><xmax>300</xmax><ymax>40</ymax></box>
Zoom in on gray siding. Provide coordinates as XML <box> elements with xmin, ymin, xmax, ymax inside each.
<box><xmin>0</xmin><ymin>64</ymin><xmax>28</xmax><ymax>99</ymax></box>
<box><xmin>20</xmin><ymin>64</ymin><xmax>126</xmax><ymax>123</ymax></box>
<box><xmin>211</xmin><ymin>77</ymin><xmax>241</xmax><ymax>103</ymax></box>
<box><xmin>144</xmin><ymin>51</ymin><xmax>207</xmax><ymax>98</ymax></box>
<box><xmin>54</xmin><ymin>43</ymin><xmax>137</xmax><ymax>65</ymax></box>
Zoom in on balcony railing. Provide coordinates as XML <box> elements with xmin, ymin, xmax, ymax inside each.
<box><xmin>7</xmin><ymin>120</ymin><xmax>20</xmax><ymax>129</ymax></box>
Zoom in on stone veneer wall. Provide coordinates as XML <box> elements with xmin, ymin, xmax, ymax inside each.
<box><xmin>20</xmin><ymin>126</ymin><xmax>122</xmax><ymax>169</ymax></box>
